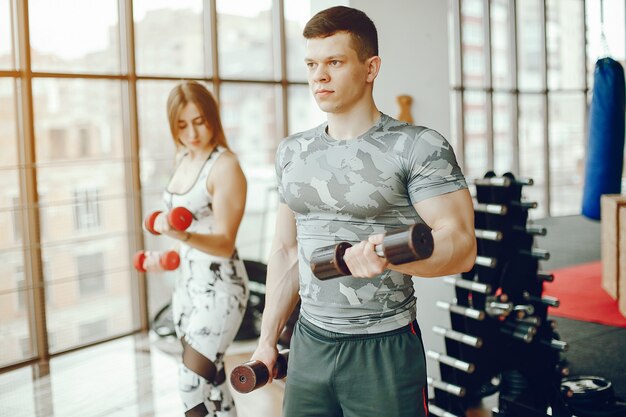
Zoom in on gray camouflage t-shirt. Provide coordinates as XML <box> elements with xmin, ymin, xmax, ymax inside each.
<box><xmin>275</xmin><ymin>113</ymin><xmax>467</xmax><ymax>334</ymax></box>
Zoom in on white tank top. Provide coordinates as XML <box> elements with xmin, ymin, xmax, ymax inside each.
<box><xmin>162</xmin><ymin>146</ymin><xmax>233</xmax><ymax>262</ymax></box>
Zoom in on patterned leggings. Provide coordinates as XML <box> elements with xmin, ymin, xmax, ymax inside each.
<box><xmin>172</xmin><ymin>257</ymin><xmax>249</xmax><ymax>417</ymax></box>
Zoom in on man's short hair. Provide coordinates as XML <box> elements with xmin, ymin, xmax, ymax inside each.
<box><xmin>303</xmin><ymin>6</ymin><xmax>378</xmax><ymax>62</ymax></box>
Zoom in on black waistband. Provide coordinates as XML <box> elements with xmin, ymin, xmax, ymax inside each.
<box><xmin>298</xmin><ymin>316</ymin><xmax>421</xmax><ymax>343</ymax></box>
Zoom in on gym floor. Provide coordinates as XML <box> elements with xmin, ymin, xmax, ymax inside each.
<box><xmin>1</xmin><ymin>215</ymin><xmax>623</xmax><ymax>417</ymax></box>
<box><xmin>535</xmin><ymin>215</ymin><xmax>626</xmax><ymax>400</ymax></box>
<box><xmin>0</xmin><ymin>332</ymin><xmax>501</xmax><ymax>417</ymax></box>
<box><xmin>0</xmin><ymin>335</ymin><xmax>284</xmax><ymax>417</ymax></box>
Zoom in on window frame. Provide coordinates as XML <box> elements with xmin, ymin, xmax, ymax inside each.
<box><xmin>0</xmin><ymin>0</ymin><xmax>310</xmax><ymax>372</ymax></box>
<box><xmin>450</xmin><ymin>0</ymin><xmax>624</xmax><ymax>218</ymax></box>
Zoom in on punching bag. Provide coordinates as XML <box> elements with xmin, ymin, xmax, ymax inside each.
<box><xmin>582</xmin><ymin>57</ymin><xmax>626</xmax><ymax>220</ymax></box>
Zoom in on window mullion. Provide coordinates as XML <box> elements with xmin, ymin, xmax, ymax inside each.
<box><xmin>540</xmin><ymin>0</ymin><xmax>550</xmax><ymax>215</ymax></box>
<box><xmin>510</xmin><ymin>0</ymin><xmax>520</xmax><ymax>176</ymax></box>
<box><xmin>483</xmin><ymin>0</ymin><xmax>494</xmax><ymax>171</ymax></box>
<box><xmin>13</xmin><ymin>0</ymin><xmax>50</xmax><ymax>367</ymax></box>
<box><xmin>452</xmin><ymin>0</ymin><xmax>465</xmax><ymax>170</ymax></box>
<box><xmin>207</xmin><ymin>0</ymin><xmax>220</xmax><ymax>100</ymax></box>
<box><xmin>119</xmin><ymin>0</ymin><xmax>147</xmax><ymax>331</ymax></box>
<box><xmin>275</xmin><ymin>0</ymin><xmax>288</xmax><ymax>138</ymax></box>
<box><xmin>582</xmin><ymin>0</ymin><xmax>589</xmax><ymax>165</ymax></box>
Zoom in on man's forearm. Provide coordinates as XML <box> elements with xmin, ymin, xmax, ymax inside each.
<box><xmin>258</xmin><ymin>245</ymin><xmax>301</xmax><ymax>347</ymax></box>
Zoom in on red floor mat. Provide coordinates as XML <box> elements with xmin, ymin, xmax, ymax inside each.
<box><xmin>543</xmin><ymin>261</ymin><xmax>626</xmax><ymax>327</ymax></box>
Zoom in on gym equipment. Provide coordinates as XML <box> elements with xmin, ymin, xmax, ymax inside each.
<box><xmin>429</xmin><ymin>171</ymin><xmax>623</xmax><ymax>417</ymax></box>
<box><xmin>560</xmin><ymin>375</ymin><xmax>626</xmax><ymax>417</ymax></box>
<box><xmin>562</xmin><ymin>376</ymin><xmax>614</xmax><ymax>404</ymax></box>
<box><xmin>582</xmin><ymin>57</ymin><xmax>626</xmax><ymax>220</ymax></box>
<box><xmin>133</xmin><ymin>250</ymin><xmax>180</xmax><ymax>272</ymax></box>
<box><xmin>484</xmin><ymin>297</ymin><xmax>514</xmax><ymax>318</ymax></box>
<box><xmin>444</xmin><ymin>276</ymin><xmax>491</xmax><ymax>294</ymax></box>
<box><xmin>540</xmin><ymin>338</ymin><xmax>568</xmax><ymax>352</ymax></box>
<box><xmin>428</xmin><ymin>377</ymin><xmax>466</xmax><ymax>397</ymax></box>
<box><xmin>426</xmin><ymin>350</ymin><xmax>475</xmax><ymax>374</ymax></box>
<box><xmin>429</xmin><ymin>404</ymin><xmax>461</xmax><ymax>417</ymax></box>
<box><xmin>537</xmin><ymin>272</ymin><xmax>554</xmax><ymax>283</ymax></box>
<box><xmin>152</xmin><ymin>303</ymin><xmax>176</xmax><ymax>338</ymax></box>
<box><xmin>144</xmin><ymin>206</ymin><xmax>193</xmax><ymax>235</ymax></box>
<box><xmin>428</xmin><ymin>172</ymin><xmax>564</xmax><ymax>416</ymax></box>
<box><xmin>432</xmin><ymin>326</ymin><xmax>483</xmax><ymax>349</ymax></box>
<box><xmin>235</xmin><ymin>260</ymin><xmax>267</xmax><ymax>341</ymax></box>
<box><xmin>436</xmin><ymin>301</ymin><xmax>485</xmax><ymax>321</ymax></box>
<box><xmin>310</xmin><ymin>222</ymin><xmax>434</xmax><ymax>279</ymax></box>
<box><xmin>230</xmin><ymin>350</ymin><xmax>289</xmax><ymax>393</ymax></box>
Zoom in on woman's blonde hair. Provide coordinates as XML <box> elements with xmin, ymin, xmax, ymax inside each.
<box><xmin>166</xmin><ymin>81</ymin><xmax>229</xmax><ymax>150</ymax></box>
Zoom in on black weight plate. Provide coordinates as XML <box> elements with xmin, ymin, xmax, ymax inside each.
<box><xmin>562</xmin><ymin>375</ymin><xmax>614</xmax><ymax>405</ymax></box>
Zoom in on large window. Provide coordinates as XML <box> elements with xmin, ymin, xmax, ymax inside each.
<box><xmin>29</xmin><ymin>0</ymin><xmax>121</xmax><ymax>74</ymax></box>
<box><xmin>217</xmin><ymin>0</ymin><xmax>278</xmax><ymax>80</ymax></box>
<box><xmin>0</xmin><ymin>0</ymin><xmax>326</xmax><ymax>370</ymax></box>
<box><xmin>0</xmin><ymin>0</ymin><xmax>15</xmax><ymax>70</ymax></box>
<box><xmin>450</xmin><ymin>0</ymin><xmax>626</xmax><ymax>218</ymax></box>
<box><xmin>77</xmin><ymin>253</ymin><xmax>106</xmax><ymax>295</ymax></box>
<box><xmin>133</xmin><ymin>1</ymin><xmax>206</xmax><ymax>77</ymax></box>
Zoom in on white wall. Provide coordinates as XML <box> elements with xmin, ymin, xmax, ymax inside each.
<box><xmin>351</xmin><ymin>0</ymin><xmax>452</xmax><ymax>137</ymax></box>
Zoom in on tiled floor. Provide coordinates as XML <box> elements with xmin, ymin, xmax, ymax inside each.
<box><xmin>0</xmin><ymin>331</ymin><xmax>497</xmax><ymax>417</ymax></box>
<box><xmin>0</xmin><ymin>333</ymin><xmax>284</xmax><ymax>417</ymax></box>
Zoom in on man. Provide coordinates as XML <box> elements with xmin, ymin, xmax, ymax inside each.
<box><xmin>250</xmin><ymin>6</ymin><xmax>476</xmax><ymax>417</ymax></box>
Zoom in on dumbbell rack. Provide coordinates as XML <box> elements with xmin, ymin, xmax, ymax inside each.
<box><xmin>427</xmin><ymin>172</ymin><xmax>569</xmax><ymax>417</ymax></box>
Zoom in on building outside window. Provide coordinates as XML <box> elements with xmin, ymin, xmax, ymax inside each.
<box><xmin>76</xmin><ymin>252</ymin><xmax>105</xmax><ymax>296</ymax></box>
<box><xmin>48</xmin><ymin>128</ymin><xmax>68</xmax><ymax>160</ymax></box>
<box><xmin>15</xmin><ymin>265</ymin><xmax>25</xmax><ymax>310</ymax></box>
<box><xmin>73</xmin><ymin>188</ymin><xmax>101</xmax><ymax>232</ymax></box>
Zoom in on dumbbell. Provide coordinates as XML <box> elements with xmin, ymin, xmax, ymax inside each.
<box><xmin>133</xmin><ymin>250</ymin><xmax>180</xmax><ymax>272</ymax></box>
<box><xmin>230</xmin><ymin>350</ymin><xmax>289</xmax><ymax>393</ymax></box>
<box><xmin>144</xmin><ymin>207</ymin><xmax>193</xmax><ymax>235</ymax></box>
<box><xmin>310</xmin><ymin>222</ymin><xmax>434</xmax><ymax>279</ymax></box>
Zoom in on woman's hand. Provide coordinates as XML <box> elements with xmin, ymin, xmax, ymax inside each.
<box><xmin>153</xmin><ymin>212</ymin><xmax>189</xmax><ymax>241</ymax></box>
<box><xmin>141</xmin><ymin>251</ymin><xmax>165</xmax><ymax>272</ymax></box>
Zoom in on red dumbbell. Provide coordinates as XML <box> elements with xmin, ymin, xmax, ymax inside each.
<box><xmin>144</xmin><ymin>207</ymin><xmax>193</xmax><ymax>235</ymax></box>
<box><xmin>133</xmin><ymin>250</ymin><xmax>180</xmax><ymax>272</ymax></box>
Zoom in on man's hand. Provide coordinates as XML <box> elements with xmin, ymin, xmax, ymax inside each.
<box><xmin>343</xmin><ymin>233</ymin><xmax>389</xmax><ymax>278</ymax></box>
<box><xmin>249</xmin><ymin>344</ymin><xmax>280</xmax><ymax>384</ymax></box>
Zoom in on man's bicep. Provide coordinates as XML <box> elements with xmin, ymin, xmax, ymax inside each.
<box><xmin>413</xmin><ymin>189</ymin><xmax>474</xmax><ymax>231</ymax></box>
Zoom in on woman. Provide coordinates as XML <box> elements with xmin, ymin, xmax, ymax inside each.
<box><xmin>146</xmin><ymin>81</ymin><xmax>249</xmax><ymax>416</ymax></box>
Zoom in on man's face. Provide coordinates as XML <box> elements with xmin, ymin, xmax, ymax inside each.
<box><xmin>304</xmin><ymin>32</ymin><xmax>373</xmax><ymax>114</ymax></box>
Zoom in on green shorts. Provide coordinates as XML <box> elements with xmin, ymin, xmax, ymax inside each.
<box><xmin>283</xmin><ymin>317</ymin><xmax>429</xmax><ymax>417</ymax></box>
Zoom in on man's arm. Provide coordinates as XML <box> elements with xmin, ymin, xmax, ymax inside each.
<box><xmin>394</xmin><ymin>188</ymin><xmax>476</xmax><ymax>277</ymax></box>
<box><xmin>250</xmin><ymin>202</ymin><xmax>300</xmax><ymax>379</ymax></box>
<box><xmin>344</xmin><ymin>189</ymin><xmax>476</xmax><ymax>278</ymax></box>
